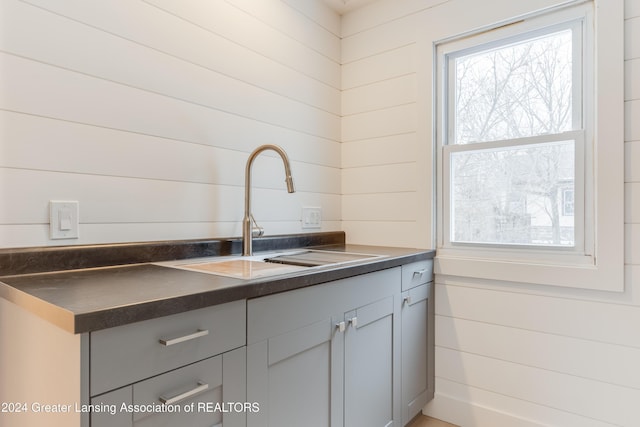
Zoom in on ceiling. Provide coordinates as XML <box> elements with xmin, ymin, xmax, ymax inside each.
<box><xmin>322</xmin><ymin>0</ymin><xmax>377</xmax><ymax>14</ymax></box>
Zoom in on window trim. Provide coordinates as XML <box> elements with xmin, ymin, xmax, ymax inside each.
<box><xmin>433</xmin><ymin>0</ymin><xmax>624</xmax><ymax>291</ymax></box>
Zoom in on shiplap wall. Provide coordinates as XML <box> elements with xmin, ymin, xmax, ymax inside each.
<box><xmin>0</xmin><ymin>0</ymin><xmax>342</xmax><ymax>248</ymax></box>
<box><xmin>343</xmin><ymin>0</ymin><xmax>640</xmax><ymax>426</ymax></box>
<box><xmin>341</xmin><ymin>0</ymin><xmax>431</xmax><ymax>248</ymax></box>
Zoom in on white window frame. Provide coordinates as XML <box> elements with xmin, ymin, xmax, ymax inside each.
<box><xmin>434</xmin><ymin>0</ymin><xmax>624</xmax><ymax>291</ymax></box>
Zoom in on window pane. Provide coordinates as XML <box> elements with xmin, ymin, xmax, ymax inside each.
<box><xmin>450</xmin><ymin>140</ymin><xmax>575</xmax><ymax>246</ymax></box>
<box><xmin>454</xmin><ymin>29</ymin><xmax>574</xmax><ymax>145</ymax></box>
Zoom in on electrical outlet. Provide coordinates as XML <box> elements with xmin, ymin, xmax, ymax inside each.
<box><xmin>301</xmin><ymin>207</ymin><xmax>322</xmax><ymax>229</ymax></box>
<box><xmin>50</xmin><ymin>201</ymin><xmax>79</xmax><ymax>240</ymax></box>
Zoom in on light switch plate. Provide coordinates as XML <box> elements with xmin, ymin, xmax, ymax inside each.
<box><xmin>302</xmin><ymin>207</ymin><xmax>322</xmax><ymax>229</ymax></box>
<box><xmin>50</xmin><ymin>201</ymin><xmax>79</xmax><ymax>240</ymax></box>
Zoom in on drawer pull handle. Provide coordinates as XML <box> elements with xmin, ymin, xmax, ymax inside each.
<box><xmin>159</xmin><ymin>381</ymin><xmax>209</xmax><ymax>405</ymax></box>
<box><xmin>413</xmin><ymin>269</ymin><xmax>427</xmax><ymax>278</ymax></box>
<box><xmin>336</xmin><ymin>321</ymin><xmax>346</xmax><ymax>333</ymax></box>
<box><xmin>349</xmin><ymin>317</ymin><xmax>358</xmax><ymax>328</ymax></box>
<box><xmin>159</xmin><ymin>329</ymin><xmax>209</xmax><ymax>346</ymax></box>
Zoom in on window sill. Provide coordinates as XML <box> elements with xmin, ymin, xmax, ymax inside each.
<box><xmin>435</xmin><ymin>252</ymin><xmax>623</xmax><ymax>291</ymax></box>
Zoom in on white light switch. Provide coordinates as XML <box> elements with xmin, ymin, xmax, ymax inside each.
<box><xmin>59</xmin><ymin>206</ymin><xmax>72</xmax><ymax>230</ymax></box>
<box><xmin>302</xmin><ymin>207</ymin><xmax>322</xmax><ymax>229</ymax></box>
<box><xmin>50</xmin><ymin>201</ymin><xmax>79</xmax><ymax>240</ymax></box>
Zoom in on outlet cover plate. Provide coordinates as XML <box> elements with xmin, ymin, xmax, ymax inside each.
<box><xmin>302</xmin><ymin>207</ymin><xmax>322</xmax><ymax>229</ymax></box>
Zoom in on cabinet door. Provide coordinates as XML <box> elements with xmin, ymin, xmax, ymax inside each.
<box><xmin>401</xmin><ymin>283</ymin><xmax>434</xmax><ymax>426</ymax></box>
<box><xmin>247</xmin><ymin>318</ymin><xmax>340</xmax><ymax>427</ymax></box>
<box><xmin>344</xmin><ymin>295</ymin><xmax>400</xmax><ymax>427</ymax></box>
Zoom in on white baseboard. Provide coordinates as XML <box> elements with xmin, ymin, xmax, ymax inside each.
<box><xmin>423</xmin><ymin>392</ymin><xmax>544</xmax><ymax>427</ymax></box>
<box><xmin>422</xmin><ymin>390</ymin><xmax>617</xmax><ymax>427</ymax></box>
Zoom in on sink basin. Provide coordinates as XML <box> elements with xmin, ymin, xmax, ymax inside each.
<box><xmin>176</xmin><ymin>258</ymin><xmax>307</xmax><ymax>279</ymax></box>
<box><xmin>155</xmin><ymin>250</ymin><xmax>381</xmax><ymax>280</ymax></box>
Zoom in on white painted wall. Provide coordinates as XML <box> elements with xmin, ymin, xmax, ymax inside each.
<box><xmin>0</xmin><ymin>0</ymin><xmax>342</xmax><ymax>248</ymax></box>
<box><xmin>342</xmin><ymin>0</ymin><xmax>640</xmax><ymax>426</ymax></box>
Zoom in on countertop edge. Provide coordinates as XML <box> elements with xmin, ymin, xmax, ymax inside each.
<box><xmin>1</xmin><ymin>246</ymin><xmax>434</xmax><ymax>334</ymax></box>
<box><xmin>0</xmin><ymin>281</ymin><xmax>77</xmax><ymax>333</ymax></box>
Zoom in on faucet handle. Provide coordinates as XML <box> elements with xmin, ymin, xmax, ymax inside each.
<box><xmin>250</xmin><ymin>214</ymin><xmax>264</xmax><ymax>237</ymax></box>
<box><xmin>252</xmin><ymin>225</ymin><xmax>264</xmax><ymax>238</ymax></box>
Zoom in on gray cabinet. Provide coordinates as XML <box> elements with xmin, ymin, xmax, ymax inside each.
<box><xmin>246</xmin><ymin>268</ymin><xmax>402</xmax><ymax>427</ymax></box>
<box><xmin>1</xmin><ymin>252</ymin><xmax>433</xmax><ymax>427</ymax></box>
<box><xmin>400</xmin><ymin>261</ymin><xmax>435</xmax><ymax>426</ymax></box>
<box><xmin>90</xmin><ymin>300</ymin><xmax>247</xmax><ymax>427</ymax></box>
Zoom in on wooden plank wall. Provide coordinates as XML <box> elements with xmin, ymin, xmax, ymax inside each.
<box><xmin>0</xmin><ymin>0</ymin><xmax>342</xmax><ymax>247</ymax></box>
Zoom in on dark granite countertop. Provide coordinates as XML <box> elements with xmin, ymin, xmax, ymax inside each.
<box><xmin>0</xmin><ymin>234</ymin><xmax>433</xmax><ymax>334</ymax></box>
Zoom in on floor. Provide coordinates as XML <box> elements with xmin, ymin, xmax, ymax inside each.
<box><xmin>408</xmin><ymin>414</ymin><xmax>459</xmax><ymax>427</ymax></box>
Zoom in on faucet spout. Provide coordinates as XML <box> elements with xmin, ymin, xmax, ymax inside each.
<box><xmin>243</xmin><ymin>144</ymin><xmax>295</xmax><ymax>256</ymax></box>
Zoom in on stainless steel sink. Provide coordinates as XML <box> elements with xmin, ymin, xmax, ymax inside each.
<box><xmin>263</xmin><ymin>250</ymin><xmax>378</xmax><ymax>267</ymax></box>
<box><xmin>174</xmin><ymin>258</ymin><xmax>306</xmax><ymax>279</ymax></box>
<box><xmin>155</xmin><ymin>250</ymin><xmax>381</xmax><ymax>280</ymax></box>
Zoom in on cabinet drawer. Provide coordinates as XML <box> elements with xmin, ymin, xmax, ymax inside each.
<box><xmin>91</xmin><ymin>355</ymin><xmax>224</xmax><ymax>427</ymax></box>
<box><xmin>401</xmin><ymin>260</ymin><xmax>433</xmax><ymax>291</ymax></box>
<box><xmin>133</xmin><ymin>354</ymin><xmax>223</xmax><ymax>426</ymax></box>
<box><xmin>91</xmin><ymin>299</ymin><xmax>245</xmax><ymax>396</ymax></box>
<box><xmin>92</xmin><ymin>347</ymin><xmax>247</xmax><ymax>427</ymax></box>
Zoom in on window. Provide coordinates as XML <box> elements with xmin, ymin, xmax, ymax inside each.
<box><xmin>439</xmin><ymin>6</ymin><xmax>589</xmax><ymax>251</ymax></box>
<box><xmin>434</xmin><ymin>1</ymin><xmax>624</xmax><ymax>291</ymax></box>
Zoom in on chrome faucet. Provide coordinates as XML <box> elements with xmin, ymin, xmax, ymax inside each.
<box><xmin>243</xmin><ymin>144</ymin><xmax>295</xmax><ymax>256</ymax></box>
